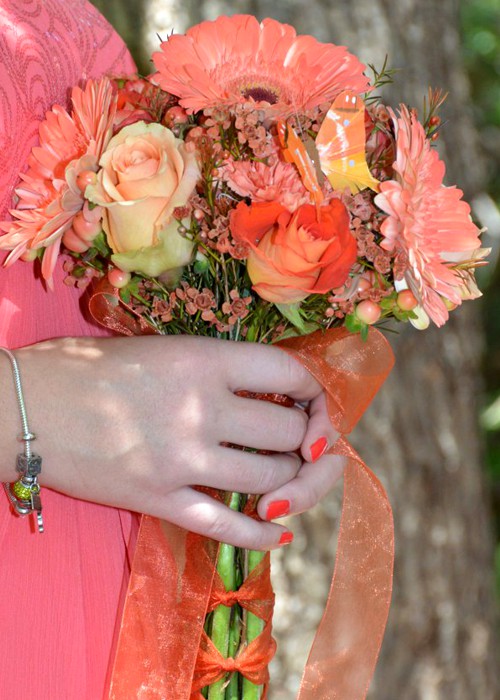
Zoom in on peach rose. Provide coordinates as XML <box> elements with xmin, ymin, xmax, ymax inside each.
<box><xmin>86</xmin><ymin>121</ymin><xmax>200</xmax><ymax>276</ymax></box>
<box><xmin>230</xmin><ymin>200</ymin><xmax>356</xmax><ymax>304</ymax></box>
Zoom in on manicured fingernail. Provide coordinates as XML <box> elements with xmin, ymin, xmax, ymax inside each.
<box><xmin>310</xmin><ymin>436</ymin><xmax>328</xmax><ymax>462</ymax></box>
<box><xmin>266</xmin><ymin>499</ymin><xmax>290</xmax><ymax>520</ymax></box>
<box><xmin>279</xmin><ymin>531</ymin><xmax>294</xmax><ymax>546</ymax></box>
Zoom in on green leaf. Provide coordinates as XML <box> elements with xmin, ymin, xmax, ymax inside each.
<box><xmin>120</xmin><ymin>287</ymin><xmax>131</xmax><ymax>303</ymax></box>
<box><xmin>345</xmin><ymin>312</ymin><xmax>366</xmax><ymax>336</ymax></box>
<box><xmin>273</xmin><ymin>327</ymin><xmax>301</xmax><ymax>341</ymax></box>
<box><xmin>90</xmin><ymin>231</ymin><xmax>110</xmax><ymax>257</ymax></box>
<box><xmin>275</xmin><ymin>302</ymin><xmax>318</xmax><ymax>335</ymax></box>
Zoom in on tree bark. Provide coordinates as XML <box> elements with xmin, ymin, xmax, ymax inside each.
<box><xmin>95</xmin><ymin>0</ymin><xmax>500</xmax><ymax>697</ymax></box>
<box><xmin>316</xmin><ymin>3</ymin><xmax>499</xmax><ymax>698</ymax></box>
<box><xmin>91</xmin><ymin>0</ymin><xmax>148</xmax><ymax>72</ymax></box>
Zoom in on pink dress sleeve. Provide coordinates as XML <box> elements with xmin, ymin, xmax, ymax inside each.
<box><xmin>0</xmin><ymin>3</ymin><xmax>140</xmax><ymax>698</ymax></box>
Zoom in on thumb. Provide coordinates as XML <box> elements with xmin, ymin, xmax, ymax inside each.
<box><xmin>301</xmin><ymin>391</ymin><xmax>339</xmax><ymax>462</ymax></box>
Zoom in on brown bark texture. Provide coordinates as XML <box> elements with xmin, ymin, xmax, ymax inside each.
<box><xmin>95</xmin><ymin>0</ymin><xmax>500</xmax><ymax>697</ymax></box>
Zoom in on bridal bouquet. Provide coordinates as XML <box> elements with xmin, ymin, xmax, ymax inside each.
<box><xmin>0</xmin><ymin>14</ymin><xmax>486</xmax><ymax>700</ymax></box>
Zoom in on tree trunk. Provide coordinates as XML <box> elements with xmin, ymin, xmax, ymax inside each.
<box><xmin>91</xmin><ymin>0</ymin><xmax>148</xmax><ymax>72</ymax></box>
<box><xmin>95</xmin><ymin>0</ymin><xmax>500</xmax><ymax>697</ymax></box>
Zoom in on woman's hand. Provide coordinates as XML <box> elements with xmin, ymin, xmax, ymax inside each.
<box><xmin>1</xmin><ymin>336</ymin><xmax>343</xmax><ymax>549</ymax></box>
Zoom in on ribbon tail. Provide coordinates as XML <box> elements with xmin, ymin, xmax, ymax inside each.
<box><xmin>297</xmin><ymin>439</ymin><xmax>394</xmax><ymax>699</ymax></box>
<box><xmin>108</xmin><ymin>516</ymin><xmax>218</xmax><ymax>699</ymax></box>
<box><xmin>279</xmin><ymin>328</ymin><xmax>395</xmax><ymax>700</ymax></box>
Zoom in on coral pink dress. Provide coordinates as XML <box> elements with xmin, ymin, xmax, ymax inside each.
<box><xmin>0</xmin><ymin>2</ymin><xmax>140</xmax><ymax>697</ymax></box>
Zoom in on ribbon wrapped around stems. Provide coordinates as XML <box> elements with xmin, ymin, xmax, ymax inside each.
<box><xmin>191</xmin><ymin>619</ymin><xmax>276</xmax><ymax>692</ymax></box>
<box><xmin>91</xmin><ymin>283</ymin><xmax>395</xmax><ymax>700</ymax></box>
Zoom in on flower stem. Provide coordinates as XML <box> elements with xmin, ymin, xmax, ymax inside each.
<box><xmin>207</xmin><ymin>492</ymin><xmax>241</xmax><ymax>700</ymax></box>
<box><xmin>241</xmin><ymin>549</ymin><xmax>266</xmax><ymax>700</ymax></box>
<box><xmin>225</xmin><ymin>608</ymin><xmax>241</xmax><ymax>699</ymax></box>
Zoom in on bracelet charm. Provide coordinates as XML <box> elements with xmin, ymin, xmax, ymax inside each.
<box><xmin>1</xmin><ymin>347</ymin><xmax>44</xmax><ymax>533</ymax></box>
<box><xmin>5</xmin><ymin>453</ymin><xmax>44</xmax><ymax>532</ymax></box>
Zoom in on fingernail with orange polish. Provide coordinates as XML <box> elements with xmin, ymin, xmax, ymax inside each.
<box><xmin>279</xmin><ymin>531</ymin><xmax>294</xmax><ymax>546</ymax></box>
<box><xmin>266</xmin><ymin>499</ymin><xmax>290</xmax><ymax>520</ymax></box>
<box><xmin>310</xmin><ymin>436</ymin><xmax>328</xmax><ymax>462</ymax></box>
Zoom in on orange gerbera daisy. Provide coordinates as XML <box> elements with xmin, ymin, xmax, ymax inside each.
<box><xmin>375</xmin><ymin>106</ymin><xmax>482</xmax><ymax>326</ymax></box>
<box><xmin>152</xmin><ymin>15</ymin><xmax>370</xmax><ymax>117</ymax></box>
<box><xmin>0</xmin><ymin>78</ymin><xmax>116</xmax><ymax>286</ymax></box>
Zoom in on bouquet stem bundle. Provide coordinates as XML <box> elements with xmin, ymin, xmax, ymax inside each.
<box><xmin>205</xmin><ymin>493</ymin><xmax>266</xmax><ymax>699</ymax></box>
<box><xmin>207</xmin><ymin>493</ymin><xmax>242</xmax><ymax>700</ymax></box>
<box><xmin>203</xmin><ymin>394</ymin><xmax>292</xmax><ymax>698</ymax></box>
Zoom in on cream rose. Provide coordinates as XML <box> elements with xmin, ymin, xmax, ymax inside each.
<box><xmin>86</xmin><ymin>121</ymin><xmax>200</xmax><ymax>276</ymax></box>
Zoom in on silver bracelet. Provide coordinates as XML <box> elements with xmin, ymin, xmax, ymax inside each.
<box><xmin>1</xmin><ymin>347</ymin><xmax>44</xmax><ymax>533</ymax></box>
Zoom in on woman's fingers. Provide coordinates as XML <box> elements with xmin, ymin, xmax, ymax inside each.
<box><xmin>299</xmin><ymin>391</ymin><xmax>339</xmax><ymax>463</ymax></box>
<box><xmin>221</xmin><ymin>393</ymin><xmax>308</xmax><ymax>452</ymax></box>
<box><xmin>223</xmin><ymin>341</ymin><xmax>322</xmax><ymax>403</ymax></box>
<box><xmin>257</xmin><ymin>452</ymin><xmax>346</xmax><ymax>521</ymax></box>
<box><xmin>161</xmin><ymin>487</ymin><xmax>293</xmax><ymax>550</ymax></box>
<box><xmin>194</xmin><ymin>447</ymin><xmax>302</xmax><ymax>494</ymax></box>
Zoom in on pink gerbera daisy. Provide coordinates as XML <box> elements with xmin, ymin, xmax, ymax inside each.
<box><xmin>152</xmin><ymin>15</ymin><xmax>370</xmax><ymax>117</ymax></box>
<box><xmin>374</xmin><ymin>106</ymin><xmax>482</xmax><ymax>326</ymax></box>
<box><xmin>0</xmin><ymin>78</ymin><xmax>117</xmax><ymax>286</ymax></box>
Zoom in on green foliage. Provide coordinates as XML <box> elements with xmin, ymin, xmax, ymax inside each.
<box><xmin>462</xmin><ymin>0</ymin><xmax>500</xmax><ymax>119</ymax></box>
<box><xmin>461</xmin><ymin>0</ymin><xmax>500</xmax><ymax>197</ymax></box>
<box><xmin>461</xmin><ymin>0</ymin><xmax>500</xmax><ymax>597</ymax></box>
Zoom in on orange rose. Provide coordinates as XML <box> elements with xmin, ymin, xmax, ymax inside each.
<box><xmin>230</xmin><ymin>200</ymin><xmax>356</xmax><ymax>303</ymax></box>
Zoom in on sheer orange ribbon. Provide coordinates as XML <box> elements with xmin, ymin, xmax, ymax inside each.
<box><xmin>207</xmin><ymin>553</ymin><xmax>274</xmax><ymax>618</ymax></box>
<box><xmin>90</xmin><ymin>282</ymin><xmax>395</xmax><ymax>700</ymax></box>
<box><xmin>191</xmin><ymin>619</ymin><xmax>276</xmax><ymax>693</ymax></box>
<box><xmin>191</xmin><ymin>549</ymin><xmax>275</xmax><ymax>697</ymax></box>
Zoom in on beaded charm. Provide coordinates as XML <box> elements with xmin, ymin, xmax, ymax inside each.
<box><xmin>1</xmin><ymin>347</ymin><xmax>44</xmax><ymax>533</ymax></box>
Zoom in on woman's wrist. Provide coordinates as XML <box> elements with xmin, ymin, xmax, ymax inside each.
<box><xmin>0</xmin><ymin>348</ymin><xmax>28</xmax><ymax>481</ymax></box>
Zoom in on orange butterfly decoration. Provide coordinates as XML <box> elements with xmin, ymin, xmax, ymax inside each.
<box><xmin>277</xmin><ymin>120</ymin><xmax>325</xmax><ymax>207</ymax></box>
<box><xmin>278</xmin><ymin>90</ymin><xmax>380</xmax><ymax>199</ymax></box>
